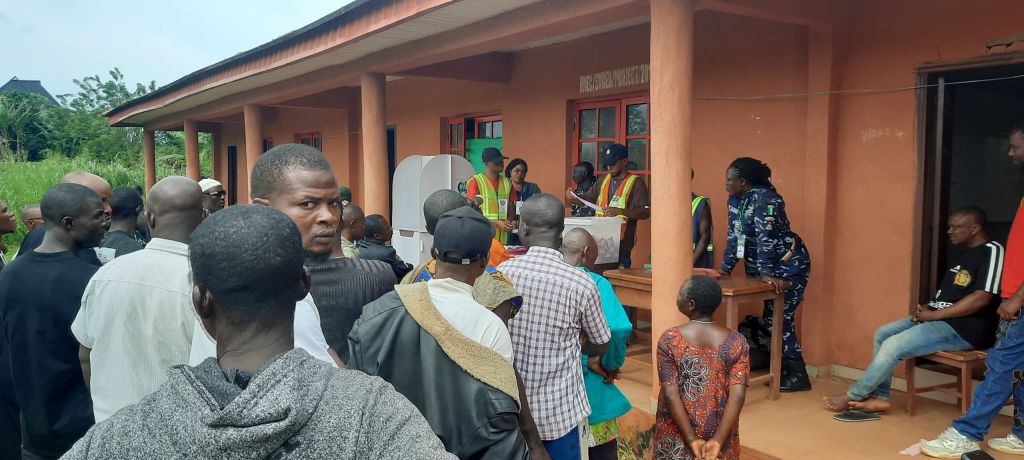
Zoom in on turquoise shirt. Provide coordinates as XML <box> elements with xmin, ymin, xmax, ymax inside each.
<box><xmin>579</xmin><ymin>267</ymin><xmax>633</xmax><ymax>424</ymax></box>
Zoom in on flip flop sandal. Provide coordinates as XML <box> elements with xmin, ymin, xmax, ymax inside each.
<box><xmin>833</xmin><ymin>409</ymin><xmax>881</xmax><ymax>422</ymax></box>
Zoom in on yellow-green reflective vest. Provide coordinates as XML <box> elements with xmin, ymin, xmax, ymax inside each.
<box><xmin>691</xmin><ymin>195</ymin><xmax>714</xmax><ymax>252</ymax></box>
<box><xmin>470</xmin><ymin>173</ymin><xmax>511</xmax><ymax>244</ymax></box>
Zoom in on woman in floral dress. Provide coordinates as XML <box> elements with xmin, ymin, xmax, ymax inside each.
<box><xmin>655</xmin><ymin>276</ymin><xmax>750</xmax><ymax>460</ymax></box>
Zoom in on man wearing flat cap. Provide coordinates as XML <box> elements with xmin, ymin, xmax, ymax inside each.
<box><xmin>348</xmin><ymin>206</ymin><xmax>530</xmax><ymax>459</ymax></box>
<box><xmin>466</xmin><ymin>147</ymin><xmax>516</xmax><ymax>245</ymax></box>
<box><xmin>198</xmin><ymin>179</ymin><xmax>225</xmax><ymax>215</ymax></box>
<box><xmin>566</xmin><ymin>143</ymin><xmax>650</xmax><ymax>268</ymax></box>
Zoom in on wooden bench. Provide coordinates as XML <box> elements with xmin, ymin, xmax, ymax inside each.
<box><xmin>905</xmin><ymin>350</ymin><xmax>988</xmax><ymax>416</ymax></box>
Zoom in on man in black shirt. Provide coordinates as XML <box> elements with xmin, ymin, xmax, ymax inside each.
<box><xmin>309</xmin><ymin>214</ymin><xmax>396</xmax><ymax>363</ymax></box>
<box><xmin>99</xmin><ymin>187</ymin><xmax>145</xmax><ymax>258</ymax></box>
<box><xmin>0</xmin><ymin>183</ymin><xmax>107</xmax><ymax>458</ymax></box>
<box><xmin>825</xmin><ymin>207</ymin><xmax>1004</xmax><ymax>415</ymax></box>
<box><xmin>358</xmin><ymin>214</ymin><xmax>413</xmax><ymax>279</ymax></box>
<box><xmin>17</xmin><ymin>172</ymin><xmax>112</xmax><ymax>261</ymax></box>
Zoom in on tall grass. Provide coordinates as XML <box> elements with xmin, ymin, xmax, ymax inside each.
<box><xmin>0</xmin><ymin>156</ymin><xmax>195</xmax><ymax>258</ymax></box>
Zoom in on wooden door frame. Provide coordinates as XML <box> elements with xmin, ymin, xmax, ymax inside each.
<box><xmin>912</xmin><ymin>50</ymin><xmax>1024</xmax><ymax>304</ymax></box>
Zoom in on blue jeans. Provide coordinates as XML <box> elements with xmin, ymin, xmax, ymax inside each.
<box><xmin>543</xmin><ymin>426</ymin><xmax>580</xmax><ymax>460</ymax></box>
<box><xmin>847</xmin><ymin>316</ymin><xmax>971</xmax><ymax>401</ymax></box>
<box><xmin>954</xmin><ymin>318</ymin><xmax>1024</xmax><ymax>441</ymax></box>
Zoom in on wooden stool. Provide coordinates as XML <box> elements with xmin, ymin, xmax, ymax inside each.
<box><xmin>905</xmin><ymin>350</ymin><xmax>988</xmax><ymax>416</ymax></box>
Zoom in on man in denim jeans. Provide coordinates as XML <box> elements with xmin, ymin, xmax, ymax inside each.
<box><xmin>922</xmin><ymin>122</ymin><xmax>1024</xmax><ymax>458</ymax></box>
<box><xmin>824</xmin><ymin>207</ymin><xmax>1003</xmax><ymax>415</ymax></box>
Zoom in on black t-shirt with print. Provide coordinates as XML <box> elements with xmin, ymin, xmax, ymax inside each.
<box><xmin>929</xmin><ymin>241</ymin><xmax>1005</xmax><ymax>349</ymax></box>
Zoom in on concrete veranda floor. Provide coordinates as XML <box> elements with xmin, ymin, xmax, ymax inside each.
<box><xmin>615</xmin><ymin>351</ymin><xmax>1019</xmax><ymax>459</ymax></box>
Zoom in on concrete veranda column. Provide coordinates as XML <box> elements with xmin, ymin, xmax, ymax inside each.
<box><xmin>184</xmin><ymin>119</ymin><xmax>200</xmax><ymax>180</ymax></box>
<box><xmin>211</xmin><ymin>125</ymin><xmax>223</xmax><ymax>183</ymax></box>
<box><xmin>360</xmin><ymin>72</ymin><xmax>388</xmax><ymax>216</ymax></box>
<box><xmin>650</xmin><ymin>0</ymin><xmax>695</xmax><ymax>399</ymax></box>
<box><xmin>143</xmin><ymin>129</ymin><xmax>156</xmax><ymax>193</ymax></box>
<box><xmin>243</xmin><ymin>104</ymin><xmax>263</xmax><ymax>200</ymax></box>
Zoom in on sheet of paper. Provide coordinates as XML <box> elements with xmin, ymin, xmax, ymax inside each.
<box><xmin>570</xmin><ymin>190</ymin><xmax>603</xmax><ymax>212</ymax></box>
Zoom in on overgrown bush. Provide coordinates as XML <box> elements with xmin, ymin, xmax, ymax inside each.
<box><xmin>0</xmin><ymin>152</ymin><xmax>210</xmax><ymax>258</ymax></box>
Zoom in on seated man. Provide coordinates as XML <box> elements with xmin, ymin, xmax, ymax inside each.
<box><xmin>824</xmin><ymin>207</ymin><xmax>1004</xmax><ymax>414</ymax></box>
<box><xmin>358</xmin><ymin>214</ymin><xmax>413</xmax><ymax>279</ymax></box>
<box><xmin>64</xmin><ymin>205</ymin><xmax>453</xmax><ymax>459</ymax></box>
<box><xmin>349</xmin><ymin>206</ymin><xmax>530</xmax><ymax>459</ymax></box>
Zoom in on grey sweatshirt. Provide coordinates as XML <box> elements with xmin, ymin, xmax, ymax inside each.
<box><xmin>62</xmin><ymin>349</ymin><xmax>455</xmax><ymax>459</ymax></box>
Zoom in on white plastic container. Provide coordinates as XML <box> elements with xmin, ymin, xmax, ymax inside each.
<box><xmin>563</xmin><ymin>217</ymin><xmax>623</xmax><ymax>264</ymax></box>
<box><xmin>391</xmin><ymin>154</ymin><xmax>477</xmax><ymax>266</ymax></box>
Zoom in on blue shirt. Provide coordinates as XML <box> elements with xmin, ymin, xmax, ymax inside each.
<box><xmin>579</xmin><ymin>267</ymin><xmax>633</xmax><ymax>424</ymax></box>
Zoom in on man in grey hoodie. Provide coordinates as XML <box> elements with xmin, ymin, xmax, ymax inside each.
<box><xmin>63</xmin><ymin>205</ymin><xmax>454</xmax><ymax>459</ymax></box>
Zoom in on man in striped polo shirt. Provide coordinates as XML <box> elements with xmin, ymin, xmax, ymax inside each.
<box><xmin>825</xmin><ymin>207</ymin><xmax>1004</xmax><ymax>417</ymax></box>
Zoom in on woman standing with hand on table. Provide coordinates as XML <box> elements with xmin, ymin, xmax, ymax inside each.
<box><xmin>718</xmin><ymin>157</ymin><xmax>812</xmax><ymax>393</ymax></box>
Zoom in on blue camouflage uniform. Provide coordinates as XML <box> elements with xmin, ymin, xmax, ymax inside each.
<box><xmin>721</xmin><ymin>185</ymin><xmax>810</xmax><ymax>359</ymax></box>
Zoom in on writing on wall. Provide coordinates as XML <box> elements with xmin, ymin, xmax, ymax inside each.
<box><xmin>579</xmin><ymin>64</ymin><xmax>649</xmax><ymax>94</ymax></box>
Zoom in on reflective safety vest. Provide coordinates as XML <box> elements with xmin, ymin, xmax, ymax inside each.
<box><xmin>595</xmin><ymin>174</ymin><xmax>639</xmax><ymax>221</ymax></box>
<box><xmin>470</xmin><ymin>173</ymin><xmax>511</xmax><ymax>244</ymax></box>
<box><xmin>691</xmin><ymin>195</ymin><xmax>714</xmax><ymax>252</ymax></box>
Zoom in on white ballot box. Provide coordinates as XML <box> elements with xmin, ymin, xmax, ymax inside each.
<box><xmin>391</xmin><ymin>154</ymin><xmax>477</xmax><ymax>266</ymax></box>
<box><xmin>563</xmin><ymin>217</ymin><xmax>622</xmax><ymax>265</ymax></box>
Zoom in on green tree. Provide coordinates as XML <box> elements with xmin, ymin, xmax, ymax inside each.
<box><xmin>48</xmin><ymin>68</ymin><xmax>157</xmax><ymax>164</ymax></box>
<box><xmin>0</xmin><ymin>91</ymin><xmax>53</xmax><ymax>161</ymax></box>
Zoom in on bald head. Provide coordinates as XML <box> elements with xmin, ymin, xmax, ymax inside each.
<box><xmin>62</xmin><ymin>171</ymin><xmax>112</xmax><ymax>216</ymax></box>
<box><xmin>561</xmin><ymin>228</ymin><xmax>597</xmax><ymax>269</ymax></box>
<box><xmin>147</xmin><ymin>176</ymin><xmax>205</xmax><ymax>243</ymax></box>
<box><xmin>21</xmin><ymin>204</ymin><xmax>42</xmax><ymax>231</ymax></box>
<box><xmin>341</xmin><ymin>203</ymin><xmax>366</xmax><ymax>241</ymax></box>
<box><xmin>519</xmin><ymin>193</ymin><xmax>566</xmax><ymax>249</ymax></box>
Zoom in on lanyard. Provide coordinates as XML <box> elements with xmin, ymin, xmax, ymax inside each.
<box><xmin>734</xmin><ymin>188</ymin><xmax>758</xmax><ymax>235</ymax></box>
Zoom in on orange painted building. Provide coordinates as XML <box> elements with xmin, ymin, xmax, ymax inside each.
<box><xmin>108</xmin><ymin>0</ymin><xmax>1024</xmax><ymax>382</ymax></box>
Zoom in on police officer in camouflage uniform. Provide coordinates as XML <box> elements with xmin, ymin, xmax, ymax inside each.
<box><xmin>719</xmin><ymin>157</ymin><xmax>812</xmax><ymax>392</ymax></box>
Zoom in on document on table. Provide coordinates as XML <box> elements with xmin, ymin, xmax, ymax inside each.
<box><xmin>570</xmin><ymin>191</ymin><xmax>603</xmax><ymax>212</ymax></box>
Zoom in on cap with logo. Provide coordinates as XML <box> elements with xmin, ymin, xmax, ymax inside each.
<box><xmin>432</xmin><ymin>206</ymin><xmax>495</xmax><ymax>264</ymax></box>
<box><xmin>601</xmin><ymin>143</ymin><xmax>629</xmax><ymax>167</ymax></box>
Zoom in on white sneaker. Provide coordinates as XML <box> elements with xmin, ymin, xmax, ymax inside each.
<box><xmin>989</xmin><ymin>433</ymin><xmax>1024</xmax><ymax>455</ymax></box>
<box><xmin>921</xmin><ymin>427</ymin><xmax>981</xmax><ymax>458</ymax></box>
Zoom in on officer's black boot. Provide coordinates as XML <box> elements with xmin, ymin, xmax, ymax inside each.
<box><xmin>779</xmin><ymin>357</ymin><xmax>812</xmax><ymax>392</ymax></box>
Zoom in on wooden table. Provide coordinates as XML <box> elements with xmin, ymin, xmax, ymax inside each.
<box><xmin>604</xmin><ymin>268</ymin><xmax>784</xmax><ymax>400</ymax></box>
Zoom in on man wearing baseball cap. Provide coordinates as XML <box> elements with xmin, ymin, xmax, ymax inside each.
<box><xmin>349</xmin><ymin>206</ymin><xmax>530</xmax><ymax>459</ymax></box>
<box><xmin>565</xmin><ymin>143</ymin><xmax>650</xmax><ymax>268</ymax></box>
<box><xmin>466</xmin><ymin>147</ymin><xmax>515</xmax><ymax>245</ymax></box>
<box><xmin>198</xmin><ymin>178</ymin><xmax>225</xmax><ymax>215</ymax></box>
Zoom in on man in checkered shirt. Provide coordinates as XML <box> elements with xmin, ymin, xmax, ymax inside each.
<box><xmin>498</xmin><ymin>193</ymin><xmax>611</xmax><ymax>460</ymax></box>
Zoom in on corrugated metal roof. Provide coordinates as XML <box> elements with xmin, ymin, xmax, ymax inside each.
<box><xmin>0</xmin><ymin>77</ymin><xmax>59</xmax><ymax>105</ymax></box>
<box><xmin>109</xmin><ymin>0</ymin><xmax>544</xmax><ymax>125</ymax></box>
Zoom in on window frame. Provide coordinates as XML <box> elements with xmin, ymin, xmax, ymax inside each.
<box><xmin>572</xmin><ymin>94</ymin><xmax>651</xmax><ymax>181</ymax></box>
<box><xmin>294</xmin><ymin>132</ymin><xmax>323</xmax><ymax>151</ymax></box>
<box><xmin>445</xmin><ymin>114</ymin><xmax>503</xmax><ymax>156</ymax></box>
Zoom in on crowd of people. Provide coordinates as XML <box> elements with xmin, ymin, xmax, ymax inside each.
<box><xmin>1</xmin><ymin>123</ymin><xmax>1020</xmax><ymax>460</ymax></box>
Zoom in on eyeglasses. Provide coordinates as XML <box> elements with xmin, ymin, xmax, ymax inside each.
<box><xmin>204</xmin><ymin>191</ymin><xmax>226</xmax><ymax>198</ymax></box>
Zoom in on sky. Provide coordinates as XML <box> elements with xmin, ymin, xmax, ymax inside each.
<box><xmin>1</xmin><ymin>0</ymin><xmax>353</xmax><ymax>98</ymax></box>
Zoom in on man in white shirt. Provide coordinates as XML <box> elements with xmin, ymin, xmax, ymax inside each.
<box><xmin>189</xmin><ymin>144</ymin><xmax>341</xmax><ymax>367</ymax></box>
<box><xmin>72</xmin><ymin>176</ymin><xmax>206</xmax><ymax>421</ymax></box>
